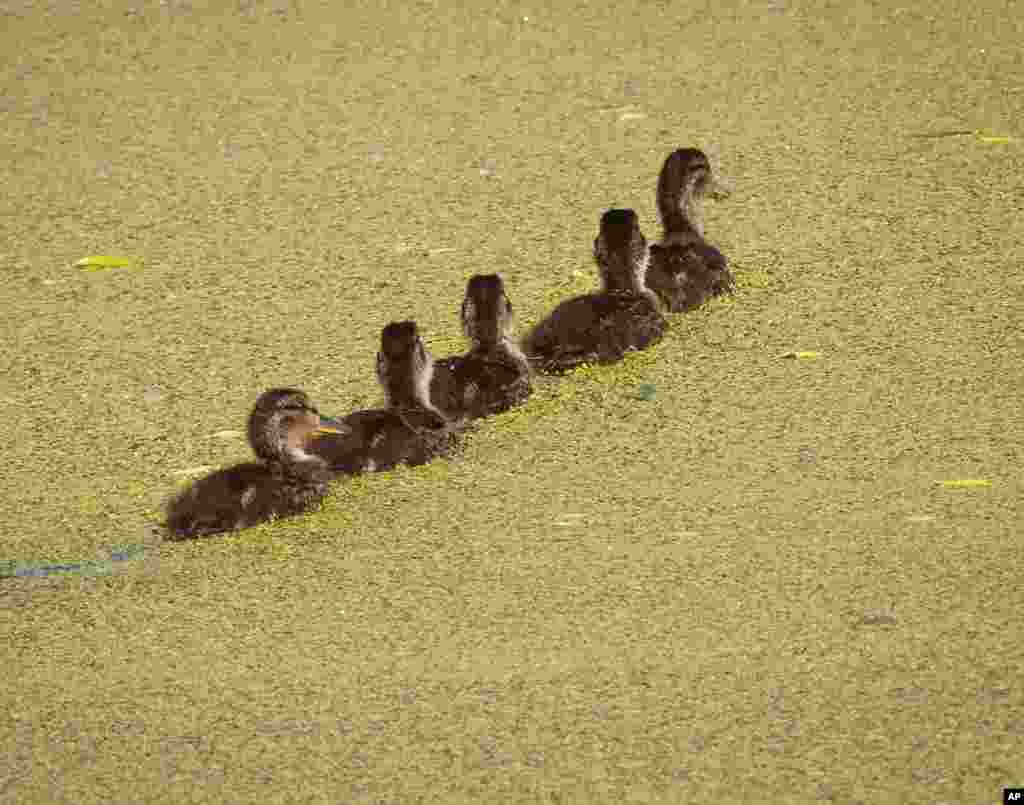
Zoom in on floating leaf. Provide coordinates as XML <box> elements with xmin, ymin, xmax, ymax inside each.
<box><xmin>554</xmin><ymin>513</ymin><xmax>585</xmax><ymax>526</ymax></box>
<box><xmin>910</xmin><ymin>129</ymin><xmax>976</xmax><ymax>139</ymax></box>
<box><xmin>797</xmin><ymin>447</ymin><xmax>817</xmax><ymax>463</ymax></box>
<box><xmin>637</xmin><ymin>383</ymin><xmax>657</xmax><ymax>401</ymax></box>
<box><xmin>74</xmin><ymin>255</ymin><xmax>139</xmax><ymax>271</ymax></box>
<box><xmin>975</xmin><ymin>133</ymin><xmax>1013</xmax><ymax>144</ymax></box>
<box><xmin>938</xmin><ymin>479</ymin><xmax>992</xmax><ymax>489</ymax></box>
<box><xmin>860</xmin><ymin>609</ymin><xmax>898</xmax><ymax>626</ymax></box>
<box><xmin>780</xmin><ymin>351</ymin><xmax>822</xmax><ymax>359</ymax></box>
<box><xmin>618</xmin><ymin>111</ymin><xmax>647</xmax><ymax>122</ymax></box>
<box><xmin>212</xmin><ymin>430</ymin><xmax>245</xmax><ymax>439</ymax></box>
<box><xmin>909</xmin><ymin>129</ymin><xmax>1015</xmax><ymax>144</ymax></box>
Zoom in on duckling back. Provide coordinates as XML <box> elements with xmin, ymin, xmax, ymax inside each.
<box><xmin>309</xmin><ymin>407</ymin><xmax>458</xmax><ymax>476</ymax></box>
<box><xmin>310</xmin><ymin>320</ymin><xmax>461</xmax><ymax>476</ymax></box>
<box><xmin>431</xmin><ymin>349</ymin><xmax>532</xmax><ymax>419</ymax></box>
<box><xmin>431</xmin><ymin>273</ymin><xmax>533</xmax><ymax>419</ymax></box>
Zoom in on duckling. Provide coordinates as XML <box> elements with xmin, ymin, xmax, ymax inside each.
<box><xmin>431</xmin><ymin>274</ymin><xmax>532</xmax><ymax>420</ymax></box>
<box><xmin>522</xmin><ymin>208</ymin><xmax>667</xmax><ymax>373</ymax></box>
<box><xmin>646</xmin><ymin>147</ymin><xmax>734</xmax><ymax>312</ymax></box>
<box><xmin>165</xmin><ymin>388</ymin><xmax>348</xmax><ymax>540</ymax></box>
<box><xmin>309</xmin><ymin>321</ymin><xmax>459</xmax><ymax>475</ymax></box>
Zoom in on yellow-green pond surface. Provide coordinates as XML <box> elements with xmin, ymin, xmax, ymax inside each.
<box><xmin>1</xmin><ymin>0</ymin><xmax>1022</xmax><ymax>802</ymax></box>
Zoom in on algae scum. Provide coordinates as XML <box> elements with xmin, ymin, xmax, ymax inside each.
<box><xmin>2</xmin><ymin>1</ymin><xmax>1022</xmax><ymax>803</ymax></box>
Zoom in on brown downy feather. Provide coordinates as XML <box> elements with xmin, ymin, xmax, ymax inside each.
<box><xmin>647</xmin><ymin>147</ymin><xmax>734</xmax><ymax>312</ymax></box>
<box><xmin>431</xmin><ymin>274</ymin><xmax>532</xmax><ymax>420</ymax></box>
<box><xmin>523</xmin><ymin>209</ymin><xmax>667</xmax><ymax>374</ymax></box>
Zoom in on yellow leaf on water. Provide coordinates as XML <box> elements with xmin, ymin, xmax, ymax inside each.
<box><xmin>938</xmin><ymin>479</ymin><xmax>992</xmax><ymax>489</ymax></box>
<box><xmin>780</xmin><ymin>351</ymin><xmax>822</xmax><ymax>359</ymax></box>
<box><xmin>974</xmin><ymin>130</ymin><xmax>1014</xmax><ymax>144</ymax></box>
<box><xmin>75</xmin><ymin>255</ymin><xmax>139</xmax><ymax>271</ymax></box>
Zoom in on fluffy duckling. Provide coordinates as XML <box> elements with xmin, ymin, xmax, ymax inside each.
<box><xmin>431</xmin><ymin>274</ymin><xmax>532</xmax><ymax>420</ymax></box>
<box><xmin>646</xmin><ymin>147</ymin><xmax>734</xmax><ymax>312</ymax></box>
<box><xmin>522</xmin><ymin>208</ymin><xmax>667</xmax><ymax>373</ymax></box>
<box><xmin>165</xmin><ymin>388</ymin><xmax>347</xmax><ymax>540</ymax></box>
<box><xmin>309</xmin><ymin>321</ymin><xmax>459</xmax><ymax>475</ymax></box>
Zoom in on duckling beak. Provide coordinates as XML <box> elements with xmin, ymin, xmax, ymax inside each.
<box><xmin>313</xmin><ymin>415</ymin><xmax>349</xmax><ymax>436</ymax></box>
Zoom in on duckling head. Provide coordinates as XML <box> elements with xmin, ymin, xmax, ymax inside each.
<box><xmin>659</xmin><ymin>148</ymin><xmax>712</xmax><ymax>196</ymax></box>
<box><xmin>656</xmin><ymin>148</ymin><xmax>728</xmax><ymax>235</ymax></box>
<box><xmin>461</xmin><ymin>273</ymin><xmax>514</xmax><ymax>346</ymax></box>
<box><xmin>376</xmin><ymin>321</ymin><xmax>435</xmax><ymax>408</ymax></box>
<box><xmin>248</xmin><ymin>387</ymin><xmax>348</xmax><ymax>465</ymax></box>
<box><xmin>594</xmin><ymin>208</ymin><xmax>649</xmax><ymax>292</ymax></box>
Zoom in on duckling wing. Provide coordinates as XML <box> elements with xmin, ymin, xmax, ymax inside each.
<box><xmin>522</xmin><ymin>295</ymin><xmax>606</xmax><ymax>371</ymax></box>
<box><xmin>430</xmin><ymin>356</ymin><xmax>464</xmax><ymax>420</ymax></box>
<box><xmin>595</xmin><ymin>293</ymin><xmax>667</xmax><ymax>358</ymax></box>
<box><xmin>394</xmin><ymin>407</ymin><xmax>461</xmax><ymax>462</ymax></box>
<box><xmin>649</xmin><ymin>241</ymin><xmax>732</xmax><ymax>311</ymax></box>
<box><xmin>523</xmin><ymin>293</ymin><xmax>666</xmax><ymax>372</ymax></box>
<box><xmin>698</xmin><ymin>242</ymin><xmax>734</xmax><ymax>297</ymax></box>
<box><xmin>431</xmin><ymin>354</ymin><xmax>532</xmax><ymax>419</ymax></box>
<box><xmin>165</xmin><ymin>462</ymin><xmax>327</xmax><ymax>539</ymax></box>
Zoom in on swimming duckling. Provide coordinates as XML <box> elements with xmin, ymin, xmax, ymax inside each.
<box><xmin>431</xmin><ymin>274</ymin><xmax>532</xmax><ymax>420</ymax></box>
<box><xmin>309</xmin><ymin>321</ymin><xmax>459</xmax><ymax>475</ymax></box>
<box><xmin>165</xmin><ymin>388</ymin><xmax>348</xmax><ymax>540</ymax></box>
<box><xmin>646</xmin><ymin>147</ymin><xmax>734</xmax><ymax>312</ymax></box>
<box><xmin>522</xmin><ymin>208</ymin><xmax>667</xmax><ymax>373</ymax></box>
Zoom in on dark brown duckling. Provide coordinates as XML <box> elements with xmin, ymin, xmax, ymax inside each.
<box><xmin>646</xmin><ymin>147</ymin><xmax>734</xmax><ymax>311</ymax></box>
<box><xmin>431</xmin><ymin>274</ymin><xmax>532</xmax><ymax>420</ymax></box>
<box><xmin>309</xmin><ymin>321</ymin><xmax>459</xmax><ymax>475</ymax></box>
<box><xmin>165</xmin><ymin>388</ymin><xmax>348</xmax><ymax>540</ymax></box>
<box><xmin>522</xmin><ymin>208</ymin><xmax>667</xmax><ymax>373</ymax></box>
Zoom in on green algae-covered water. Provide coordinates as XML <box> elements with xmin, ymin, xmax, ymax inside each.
<box><xmin>2</xmin><ymin>1</ymin><xmax>1021</xmax><ymax>802</ymax></box>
